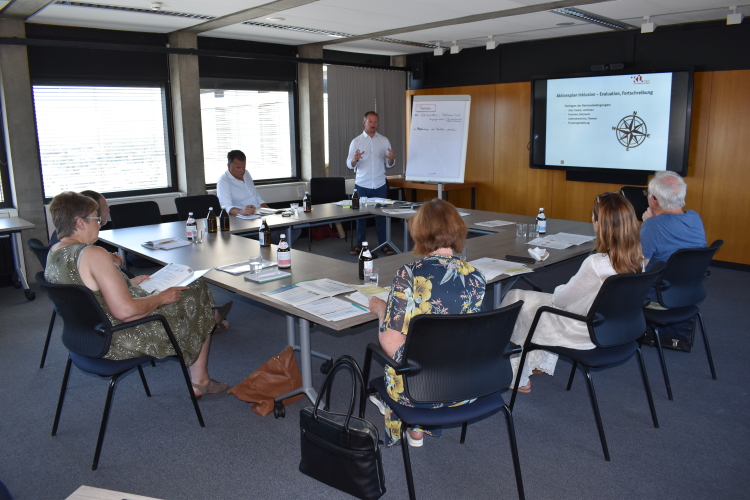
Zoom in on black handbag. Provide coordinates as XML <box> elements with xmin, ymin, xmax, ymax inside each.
<box><xmin>299</xmin><ymin>355</ymin><xmax>386</xmax><ymax>500</ymax></box>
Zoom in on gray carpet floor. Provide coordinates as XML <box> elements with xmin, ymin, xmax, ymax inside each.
<box><xmin>1</xmin><ymin>223</ymin><xmax>748</xmax><ymax>499</ymax></box>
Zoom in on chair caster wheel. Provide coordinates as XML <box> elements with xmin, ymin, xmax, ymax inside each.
<box><xmin>320</xmin><ymin>360</ymin><xmax>333</xmax><ymax>374</ymax></box>
<box><xmin>273</xmin><ymin>401</ymin><xmax>285</xmax><ymax>418</ymax></box>
<box><xmin>24</xmin><ymin>289</ymin><xmax>36</xmax><ymax>301</ymax></box>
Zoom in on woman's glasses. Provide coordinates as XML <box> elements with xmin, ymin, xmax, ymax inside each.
<box><xmin>79</xmin><ymin>216</ymin><xmax>101</xmax><ymax>225</ymax></box>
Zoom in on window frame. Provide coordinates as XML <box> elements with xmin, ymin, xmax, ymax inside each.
<box><xmin>32</xmin><ymin>78</ymin><xmax>179</xmax><ymax>202</ymax></box>
<box><xmin>0</xmin><ymin>108</ymin><xmax>12</xmax><ymax>208</ymax></box>
<box><xmin>200</xmin><ymin>77</ymin><xmax>300</xmax><ymax>189</ymax></box>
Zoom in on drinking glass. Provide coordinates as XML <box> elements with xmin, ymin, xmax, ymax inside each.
<box><xmin>364</xmin><ymin>268</ymin><xmax>379</xmax><ymax>286</ymax></box>
<box><xmin>457</xmin><ymin>245</ymin><xmax>467</xmax><ymax>261</ymax></box>
<box><xmin>526</xmin><ymin>224</ymin><xmax>537</xmax><ymax>238</ymax></box>
<box><xmin>516</xmin><ymin>223</ymin><xmax>526</xmax><ymax>238</ymax></box>
<box><xmin>290</xmin><ymin>202</ymin><xmax>299</xmax><ymax>214</ymax></box>
<box><xmin>248</xmin><ymin>255</ymin><xmax>263</xmax><ymax>274</ymax></box>
<box><xmin>195</xmin><ymin>230</ymin><xmax>203</xmax><ymax>243</ymax></box>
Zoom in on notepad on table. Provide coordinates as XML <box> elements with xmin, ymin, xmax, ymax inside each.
<box><xmin>244</xmin><ymin>269</ymin><xmax>291</xmax><ymax>283</ymax></box>
<box><xmin>141</xmin><ymin>237</ymin><xmax>191</xmax><ymax>250</ymax></box>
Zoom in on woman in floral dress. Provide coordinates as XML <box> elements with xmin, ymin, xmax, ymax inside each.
<box><xmin>45</xmin><ymin>191</ymin><xmax>231</xmax><ymax>398</ymax></box>
<box><xmin>369</xmin><ymin>198</ymin><xmax>486</xmax><ymax>447</ymax></box>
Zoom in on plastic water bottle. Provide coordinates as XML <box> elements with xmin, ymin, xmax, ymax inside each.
<box><xmin>186</xmin><ymin>212</ymin><xmax>197</xmax><ymax>240</ymax></box>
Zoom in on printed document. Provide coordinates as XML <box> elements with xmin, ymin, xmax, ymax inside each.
<box><xmin>474</xmin><ymin>220</ymin><xmax>514</xmax><ymax>227</ymax></box>
<box><xmin>468</xmin><ymin>258</ymin><xmax>533</xmax><ymax>280</ymax></box>
<box><xmin>296</xmin><ymin>297</ymin><xmax>369</xmax><ymax>322</ymax></box>
<box><xmin>527</xmin><ymin>232</ymin><xmax>595</xmax><ymax>249</ymax></box>
<box><xmin>139</xmin><ymin>263</ymin><xmax>207</xmax><ymax>293</ymax></box>
<box><xmin>141</xmin><ymin>237</ymin><xmax>191</xmax><ymax>250</ymax></box>
<box><xmin>295</xmin><ymin>279</ymin><xmax>354</xmax><ymax>296</ymax></box>
<box><xmin>216</xmin><ymin>259</ymin><xmax>276</xmax><ymax>275</ymax></box>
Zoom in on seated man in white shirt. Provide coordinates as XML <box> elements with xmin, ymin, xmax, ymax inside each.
<box><xmin>217</xmin><ymin>149</ymin><xmax>300</xmax><ymax>244</ymax></box>
<box><xmin>217</xmin><ymin>150</ymin><xmax>269</xmax><ymax>216</ymax></box>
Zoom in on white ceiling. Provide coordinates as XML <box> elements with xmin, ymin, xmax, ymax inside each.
<box><xmin>16</xmin><ymin>0</ymin><xmax>750</xmax><ymax>56</ymax></box>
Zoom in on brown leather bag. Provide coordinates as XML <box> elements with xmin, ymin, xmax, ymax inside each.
<box><xmin>227</xmin><ymin>346</ymin><xmax>304</xmax><ymax>416</ymax></box>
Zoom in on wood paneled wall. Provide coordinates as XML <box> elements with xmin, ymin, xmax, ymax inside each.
<box><xmin>406</xmin><ymin>70</ymin><xmax>750</xmax><ymax>265</ymax></box>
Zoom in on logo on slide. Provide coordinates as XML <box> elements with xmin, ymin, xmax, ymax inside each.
<box><xmin>631</xmin><ymin>75</ymin><xmax>650</xmax><ymax>84</ymax></box>
<box><xmin>612</xmin><ymin>111</ymin><xmax>649</xmax><ymax>151</ymax></box>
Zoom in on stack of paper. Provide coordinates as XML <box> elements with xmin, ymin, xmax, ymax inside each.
<box><xmin>527</xmin><ymin>232</ymin><xmax>596</xmax><ymax>249</ymax></box>
<box><xmin>468</xmin><ymin>257</ymin><xmax>533</xmax><ymax>280</ymax></box>
<box><xmin>215</xmin><ymin>259</ymin><xmax>276</xmax><ymax>275</ymax></box>
<box><xmin>236</xmin><ymin>214</ymin><xmax>261</xmax><ymax>220</ymax></box>
<box><xmin>262</xmin><ymin>279</ymin><xmax>366</xmax><ymax>321</ymax></box>
<box><xmin>334</xmin><ymin>200</ymin><xmax>352</xmax><ymax>207</ymax></box>
<box><xmin>257</xmin><ymin>208</ymin><xmax>281</xmax><ymax>215</ymax></box>
<box><xmin>244</xmin><ymin>269</ymin><xmax>291</xmax><ymax>283</ymax></box>
<box><xmin>141</xmin><ymin>237</ymin><xmax>191</xmax><ymax>250</ymax></box>
<box><xmin>474</xmin><ymin>220</ymin><xmax>514</xmax><ymax>227</ymax></box>
<box><xmin>381</xmin><ymin>208</ymin><xmax>417</xmax><ymax>215</ymax></box>
<box><xmin>346</xmin><ymin>284</ymin><xmax>391</xmax><ymax>308</ymax></box>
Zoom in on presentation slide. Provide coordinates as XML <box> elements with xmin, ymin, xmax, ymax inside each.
<box><xmin>545</xmin><ymin>73</ymin><xmax>673</xmax><ymax>171</ymax></box>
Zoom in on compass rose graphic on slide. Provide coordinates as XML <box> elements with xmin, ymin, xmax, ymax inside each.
<box><xmin>612</xmin><ymin>111</ymin><xmax>649</xmax><ymax>151</ymax></box>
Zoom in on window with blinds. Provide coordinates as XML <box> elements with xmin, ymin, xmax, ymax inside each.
<box><xmin>201</xmin><ymin>89</ymin><xmax>294</xmax><ymax>184</ymax></box>
<box><xmin>32</xmin><ymin>85</ymin><xmax>172</xmax><ymax>198</ymax></box>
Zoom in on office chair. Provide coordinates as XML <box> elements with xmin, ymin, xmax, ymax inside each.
<box><xmin>363</xmin><ymin>302</ymin><xmax>526</xmax><ymax>500</ymax></box>
<box><xmin>108</xmin><ymin>201</ymin><xmax>162</xmax><ymax>268</ymax></box>
<box><xmin>621</xmin><ymin>186</ymin><xmax>649</xmax><ymax>222</ymax></box>
<box><xmin>644</xmin><ymin>240</ymin><xmax>723</xmax><ymax>401</ymax></box>
<box><xmin>510</xmin><ymin>264</ymin><xmax>665</xmax><ymax>462</ymax></box>
<box><xmin>175</xmin><ymin>194</ymin><xmax>221</xmax><ymax>221</ymax></box>
<box><xmin>26</xmin><ymin>238</ymin><xmax>58</xmax><ymax>368</ymax></box>
<box><xmin>38</xmin><ymin>272</ymin><xmax>204</xmax><ymax>471</ymax></box>
<box><xmin>309</xmin><ymin>177</ymin><xmax>349</xmax><ymax>250</ymax></box>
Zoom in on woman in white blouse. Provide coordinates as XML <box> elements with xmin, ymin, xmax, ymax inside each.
<box><xmin>501</xmin><ymin>191</ymin><xmax>644</xmax><ymax>393</ymax></box>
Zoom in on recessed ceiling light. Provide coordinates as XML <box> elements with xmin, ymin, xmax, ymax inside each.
<box><xmin>556</xmin><ymin>22</ymin><xmax>575</xmax><ymax>26</ymax></box>
<box><xmin>266</xmin><ymin>17</ymin><xmax>285</xmax><ymax>22</ymax></box>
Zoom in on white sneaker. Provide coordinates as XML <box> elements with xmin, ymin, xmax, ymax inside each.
<box><xmin>406</xmin><ymin>431</ymin><xmax>424</xmax><ymax>448</ymax></box>
<box><xmin>369</xmin><ymin>394</ymin><xmax>387</xmax><ymax>415</ymax></box>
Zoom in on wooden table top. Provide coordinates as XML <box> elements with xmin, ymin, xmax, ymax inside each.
<box><xmin>0</xmin><ymin>216</ymin><xmax>35</xmax><ymax>232</ymax></box>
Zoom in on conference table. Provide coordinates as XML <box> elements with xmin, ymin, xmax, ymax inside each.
<box><xmin>98</xmin><ymin>204</ymin><xmax>595</xmax><ymax>407</ymax></box>
<box><xmin>1</xmin><ymin>216</ymin><xmax>36</xmax><ymax>300</ymax></box>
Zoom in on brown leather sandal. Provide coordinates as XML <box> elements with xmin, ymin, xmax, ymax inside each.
<box><xmin>350</xmin><ymin>246</ymin><xmax>362</xmax><ymax>255</ymax></box>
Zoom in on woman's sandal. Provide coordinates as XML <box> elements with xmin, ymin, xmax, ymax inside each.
<box><xmin>191</xmin><ymin>379</ymin><xmax>229</xmax><ymax>399</ymax></box>
<box><xmin>212</xmin><ymin>301</ymin><xmax>233</xmax><ymax>334</ymax></box>
<box><xmin>350</xmin><ymin>246</ymin><xmax>362</xmax><ymax>256</ymax></box>
<box><xmin>382</xmin><ymin>245</ymin><xmax>396</xmax><ymax>256</ymax></box>
<box><xmin>516</xmin><ymin>380</ymin><xmax>532</xmax><ymax>394</ymax></box>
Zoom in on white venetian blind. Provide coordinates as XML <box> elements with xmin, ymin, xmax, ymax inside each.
<box><xmin>201</xmin><ymin>89</ymin><xmax>293</xmax><ymax>184</ymax></box>
<box><xmin>33</xmin><ymin>85</ymin><xmax>170</xmax><ymax>197</ymax></box>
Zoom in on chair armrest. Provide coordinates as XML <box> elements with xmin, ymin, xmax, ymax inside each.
<box><xmin>365</xmin><ymin>343</ymin><xmax>408</xmax><ymax>373</ymax></box>
<box><xmin>107</xmin><ymin>314</ymin><xmax>170</xmax><ymax>334</ymax></box>
<box><xmin>523</xmin><ymin>306</ymin><xmax>588</xmax><ymax>349</ymax></box>
<box><xmin>503</xmin><ymin>344</ymin><xmax>522</xmax><ymax>357</ymax></box>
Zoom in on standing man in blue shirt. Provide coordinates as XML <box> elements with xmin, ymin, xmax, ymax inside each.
<box><xmin>347</xmin><ymin>111</ymin><xmax>396</xmax><ymax>255</ymax></box>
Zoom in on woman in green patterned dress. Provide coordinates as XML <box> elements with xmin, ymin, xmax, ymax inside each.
<box><xmin>368</xmin><ymin>198</ymin><xmax>486</xmax><ymax>447</ymax></box>
<box><xmin>45</xmin><ymin>191</ymin><xmax>231</xmax><ymax>398</ymax></box>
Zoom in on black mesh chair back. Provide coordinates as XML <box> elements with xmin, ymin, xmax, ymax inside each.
<box><xmin>621</xmin><ymin>186</ymin><xmax>649</xmax><ymax>222</ymax></box>
<box><xmin>310</xmin><ymin>177</ymin><xmax>346</xmax><ymax>205</ymax></box>
<box><xmin>108</xmin><ymin>201</ymin><xmax>162</xmax><ymax>229</ymax></box>
<box><xmin>26</xmin><ymin>238</ymin><xmax>50</xmax><ymax>268</ymax></box>
<box><xmin>653</xmin><ymin>240</ymin><xmax>723</xmax><ymax>309</ymax></box>
<box><xmin>175</xmin><ymin>194</ymin><xmax>221</xmax><ymax>221</ymax></box>
<box><xmin>38</xmin><ymin>272</ymin><xmax>114</xmax><ymax>358</ymax></box>
<box><xmin>400</xmin><ymin>302</ymin><xmax>523</xmax><ymax>404</ymax></box>
<box><xmin>586</xmin><ymin>263</ymin><xmax>666</xmax><ymax>348</ymax></box>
